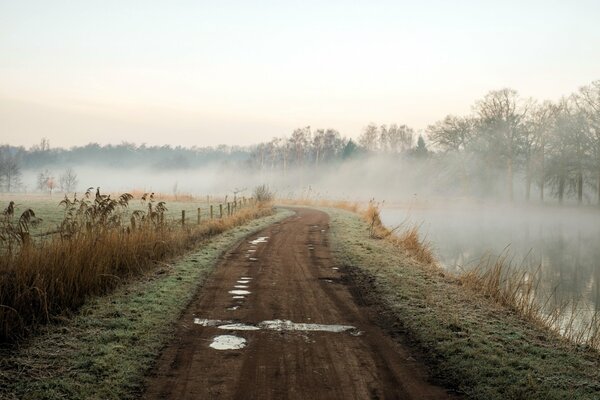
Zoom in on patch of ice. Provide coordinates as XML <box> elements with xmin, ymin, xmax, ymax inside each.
<box><xmin>209</xmin><ymin>335</ymin><xmax>246</xmax><ymax>350</ymax></box>
<box><xmin>229</xmin><ymin>290</ymin><xmax>251</xmax><ymax>295</ymax></box>
<box><xmin>259</xmin><ymin>319</ymin><xmax>356</xmax><ymax>333</ymax></box>
<box><xmin>249</xmin><ymin>236</ymin><xmax>269</xmax><ymax>245</ymax></box>
<box><xmin>218</xmin><ymin>323</ymin><xmax>260</xmax><ymax>331</ymax></box>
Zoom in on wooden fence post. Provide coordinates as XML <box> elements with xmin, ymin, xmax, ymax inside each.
<box><xmin>210</xmin><ymin>205</ymin><xmax>214</xmax><ymax>219</ymax></box>
<box><xmin>197</xmin><ymin>208</ymin><xmax>201</xmax><ymax>224</ymax></box>
<box><xmin>219</xmin><ymin>204</ymin><xmax>223</xmax><ymax>218</ymax></box>
<box><xmin>181</xmin><ymin>210</ymin><xmax>186</xmax><ymax>226</ymax></box>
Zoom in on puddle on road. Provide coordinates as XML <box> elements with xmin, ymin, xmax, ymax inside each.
<box><xmin>229</xmin><ymin>290</ymin><xmax>251</xmax><ymax>295</ymax></box>
<box><xmin>232</xmin><ymin>295</ymin><xmax>245</xmax><ymax>299</ymax></box>
<box><xmin>249</xmin><ymin>236</ymin><xmax>269</xmax><ymax>245</ymax></box>
<box><xmin>227</xmin><ymin>306</ymin><xmax>240</xmax><ymax>311</ymax></box>
<box><xmin>249</xmin><ymin>257</ymin><xmax>258</xmax><ymax>261</ymax></box>
<box><xmin>237</xmin><ymin>280</ymin><xmax>250</xmax><ymax>284</ymax></box>
<box><xmin>260</xmin><ymin>320</ymin><xmax>357</xmax><ymax>333</ymax></box>
<box><xmin>194</xmin><ymin>318</ymin><xmax>231</xmax><ymax>327</ymax></box>
<box><xmin>332</xmin><ymin>267</ymin><xmax>339</xmax><ymax>271</ymax></box>
<box><xmin>195</xmin><ymin>318</ymin><xmax>359</xmax><ymax>335</ymax></box>
<box><xmin>219</xmin><ymin>323</ymin><xmax>260</xmax><ymax>331</ymax></box>
<box><xmin>240</xmin><ymin>277</ymin><xmax>252</xmax><ymax>280</ymax></box>
<box><xmin>247</xmin><ymin>249</ymin><xmax>256</xmax><ymax>253</ymax></box>
<box><xmin>209</xmin><ymin>335</ymin><xmax>247</xmax><ymax>350</ymax></box>
<box><xmin>234</xmin><ymin>285</ymin><xmax>249</xmax><ymax>289</ymax></box>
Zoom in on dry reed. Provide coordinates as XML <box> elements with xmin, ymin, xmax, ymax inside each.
<box><xmin>0</xmin><ymin>190</ymin><xmax>270</xmax><ymax>341</ymax></box>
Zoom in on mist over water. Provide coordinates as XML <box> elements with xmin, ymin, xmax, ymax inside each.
<box><xmin>380</xmin><ymin>202</ymin><xmax>600</xmax><ymax>317</ymax></box>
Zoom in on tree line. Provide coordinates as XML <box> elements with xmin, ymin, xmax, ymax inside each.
<box><xmin>247</xmin><ymin>81</ymin><xmax>600</xmax><ymax>205</ymax></box>
<box><xmin>1</xmin><ymin>80</ymin><xmax>599</xmax><ymax>204</ymax></box>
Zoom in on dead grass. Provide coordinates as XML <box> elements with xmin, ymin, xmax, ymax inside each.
<box><xmin>460</xmin><ymin>253</ymin><xmax>600</xmax><ymax>351</ymax></box>
<box><xmin>0</xmin><ymin>190</ymin><xmax>270</xmax><ymax>341</ymax></box>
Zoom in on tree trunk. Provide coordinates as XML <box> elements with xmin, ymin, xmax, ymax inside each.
<box><xmin>525</xmin><ymin>162</ymin><xmax>531</xmax><ymax>202</ymax></box>
<box><xmin>577</xmin><ymin>172</ymin><xmax>583</xmax><ymax>205</ymax></box>
<box><xmin>507</xmin><ymin>158</ymin><xmax>514</xmax><ymax>202</ymax></box>
<box><xmin>558</xmin><ymin>177</ymin><xmax>565</xmax><ymax>205</ymax></box>
<box><xmin>597</xmin><ymin>171</ymin><xmax>600</xmax><ymax>206</ymax></box>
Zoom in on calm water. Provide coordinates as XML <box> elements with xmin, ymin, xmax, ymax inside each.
<box><xmin>380</xmin><ymin>203</ymin><xmax>600</xmax><ymax>315</ymax></box>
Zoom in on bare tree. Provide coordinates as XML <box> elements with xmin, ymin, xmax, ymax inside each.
<box><xmin>475</xmin><ymin>88</ymin><xmax>529</xmax><ymax>201</ymax></box>
<box><xmin>428</xmin><ymin>115</ymin><xmax>475</xmax><ymax>152</ymax></box>
<box><xmin>576</xmin><ymin>80</ymin><xmax>600</xmax><ymax>205</ymax></box>
<box><xmin>358</xmin><ymin>123</ymin><xmax>379</xmax><ymax>152</ymax></box>
<box><xmin>59</xmin><ymin>167</ymin><xmax>78</xmax><ymax>193</ymax></box>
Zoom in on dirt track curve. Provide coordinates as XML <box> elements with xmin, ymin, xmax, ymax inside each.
<box><xmin>143</xmin><ymin>208</ymin><xmax>456</xmax><ymax>400</ymax></box>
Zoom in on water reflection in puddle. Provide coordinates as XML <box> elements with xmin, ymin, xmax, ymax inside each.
<box><xmin>249</xmin><ymin>236</ymin><xmax>269</xmax><ymax>245</ymax></box>
<box><xmin>219</xmin><ymin>323</ymin><xmax>260</xmax><ymax>331</ymax></box>
<box><xmin>234</xmin><ymin>285</ymin><xmax>249</xmax><ymax>289</ymax></box>
<box><xmin>195</xmin><ymin>318</ymin><xmax>359</xmax><ymax>334</ymax></box>
<box><xmin>229</xmin><ymin>290</ymin><xmax>251</xmax><ymax>295</ymax></box>
<box><xmin>209</xmin><ymin>335</ymin><xmax>247</xmax><ymax>350</ymax></box>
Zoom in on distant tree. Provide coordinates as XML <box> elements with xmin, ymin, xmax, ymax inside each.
<box><xmin>289</xmin><ymin>126</ymin><xmax>311</xmax><ymax>166</ymax></box>
<box><xmin>0</xmin><ymin>152</ymin><xmax>22</xmax><ymax>192</ymax></box>
<box><xmin>575</xmin><ymin>80</ymin><xmax>600</xmax><ymax>205</ymax></box>
<box><xmin>37</xmin><ymin>169</ymin><xmax>56</xmax><ymax>194</ymax></box>
<box><xmin>522</xmin><ymin>101</ymin><xmax>557</xmax><ymax>202</ymax></box>
<box><xmin>358</xmin><ymin>124</ymin><xmax>379</xmax><ymax>152</ymax></box>
<box><xmin>59</xmin><ymin>167</ymin><xmax>78</xmax><ymax>193</ymax></box>
<box><xmin>475</xmin><ymin>88</ymin><xmax>529</xmax><ymax>201</ymax></box>
<box><xmin>427</xmin><ymin>115</ymin><xmax>475</xmax><ymax>153</ymax></box>
<box><xmin>413</xmin><ymin>135</ymin><xmax>429</xmax><ymax>158</ymax></box>
<box><xmin>342</xmin><ymin>139</ymin><xmax>359</xmax><ymax>159</ymax></box>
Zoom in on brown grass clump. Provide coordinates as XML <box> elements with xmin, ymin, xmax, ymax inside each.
<box><xmin>0</xmin><ymin>189</ymin><xmax>270</xmax><ymax>341</ymax></box>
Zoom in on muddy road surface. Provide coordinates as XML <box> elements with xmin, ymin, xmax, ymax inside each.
<box><xmin>143</xmin><ymin>208</ymin><xmax>456</xmax><ymax>400</ymax></box>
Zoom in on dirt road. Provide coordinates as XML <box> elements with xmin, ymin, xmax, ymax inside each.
<box><xmin>143</xmin><ymin>208</ymin><xmax>456</xmax><ymax>399</ymax></box>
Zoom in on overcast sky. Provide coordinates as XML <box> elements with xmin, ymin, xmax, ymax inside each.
<box><xmin>1</xmin><ymin>0</ymin><xmax>599</xmax><ymax>148</ymax></box>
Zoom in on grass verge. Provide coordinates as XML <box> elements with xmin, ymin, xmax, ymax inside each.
<box><xmin>0</xmin><ymin>208</ymin><xmax>292</xmax><ymax>400</ymax></box>
<box><xmin>326</xmin><ymin>207</ymin><xmax>600</xmax><ymax>400</ymax></box>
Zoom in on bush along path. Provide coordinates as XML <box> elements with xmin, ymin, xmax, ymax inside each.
<box><xmin>326</xmin><ymin>207</ymin><xmax>600</xmax><ymax>400</ymax></box>
<box><xmin>0</xmin><ymin>208</ymin><xmax>292</xmax><ymax>400</ymax></box>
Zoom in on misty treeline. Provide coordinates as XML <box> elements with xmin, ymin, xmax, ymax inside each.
<box><xmin>1</xmin><ymin>81</ymin><xmax>599</xmax><ymax>205</ymax></box>
<box><xmin>0</xmin><ymin>141</ymin><xmax>248</xmax><ymax>192</ymax></box>
<box><xmin>248</xmin><ymin>81</ymin><xmax>600</xmax><ymax>205</ymax></box>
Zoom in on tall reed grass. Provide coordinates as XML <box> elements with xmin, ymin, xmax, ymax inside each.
<box><xmin>0</xmin><ymin>189</ymin><xmax>270</xmax><ymax>341</ymax></box>
<box><xmin>460</xmin><ymin>253</ymin><xmax>600</xmax><ymax>350</ymax></box>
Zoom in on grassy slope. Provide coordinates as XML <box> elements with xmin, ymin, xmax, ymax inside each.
<box><xmin>326</xmin><ymin>208</ymin><xmax>600</xmax><ymax>400</ymax></box>
<box><xmin>0</xmin><ymin>208</ymin><xmax>293</xmax><ymax>400</ymax></box>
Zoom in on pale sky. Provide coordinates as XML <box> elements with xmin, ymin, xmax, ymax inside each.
<box><xmin>1</xmin><ymin>0</ymin><xmax>599</xmax><ymax>148</ymax></box>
